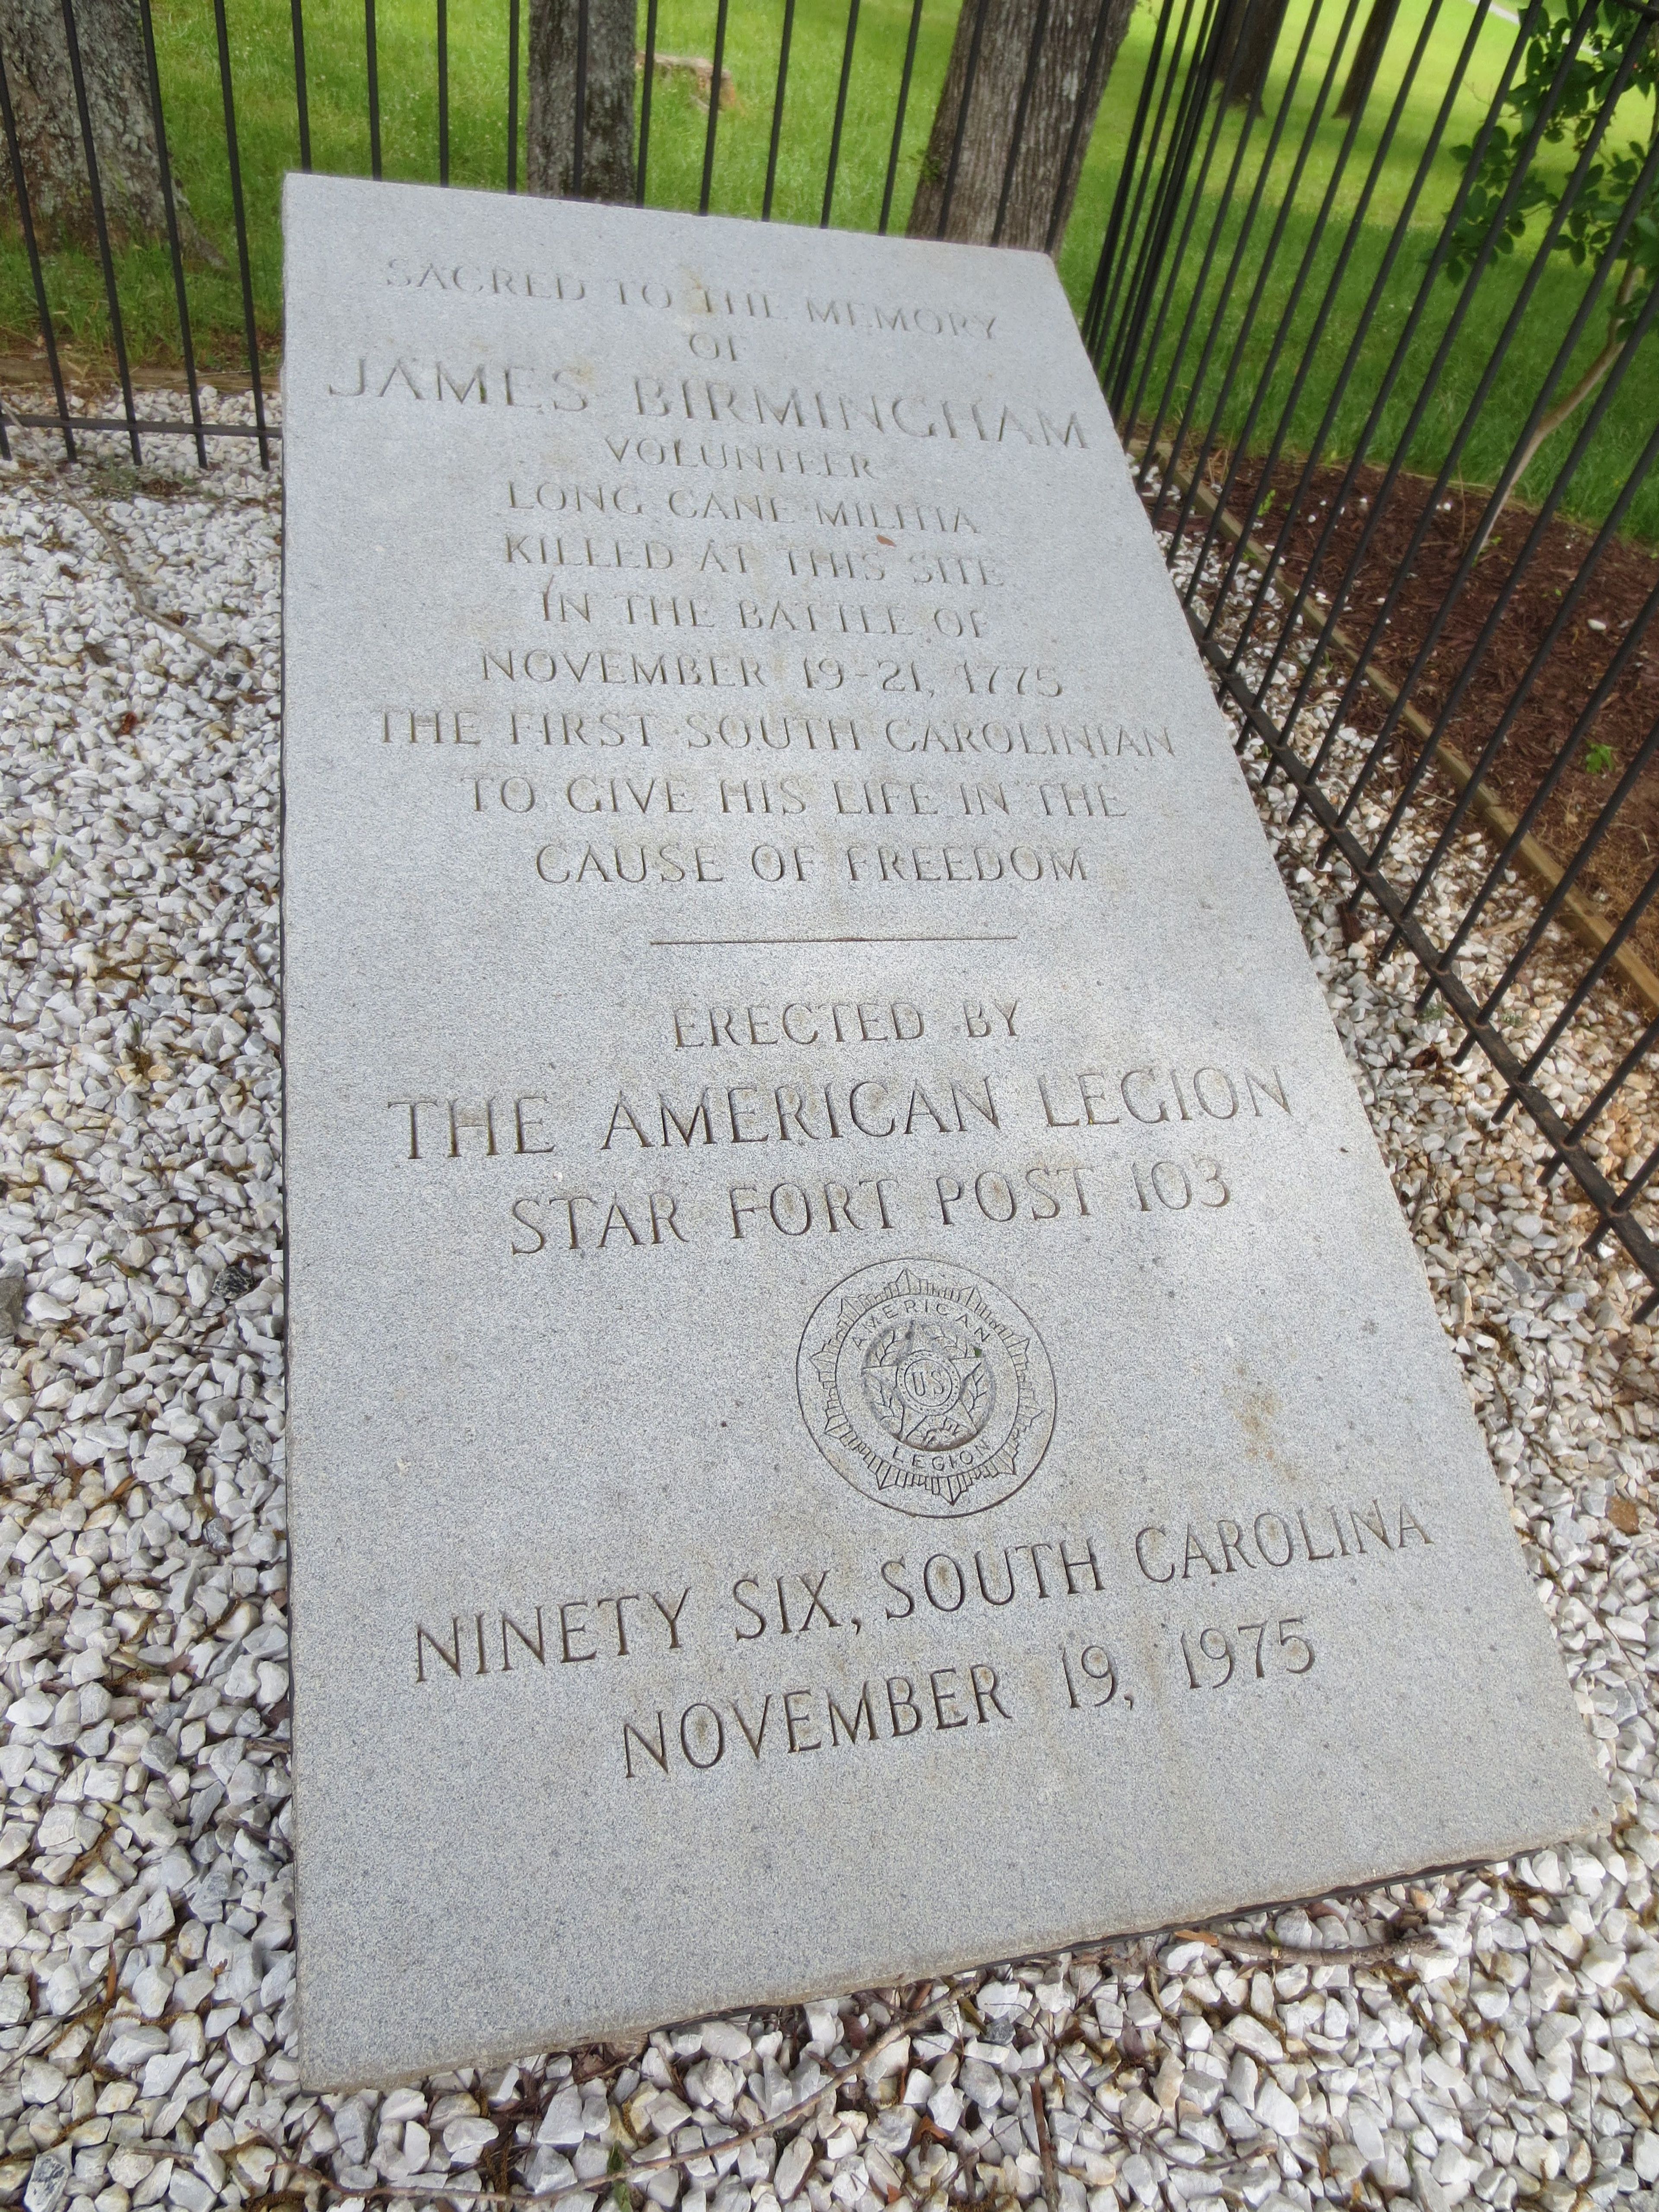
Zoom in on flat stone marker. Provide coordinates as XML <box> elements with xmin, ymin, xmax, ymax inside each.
<box><xmin>280</xmin><ymin>175</ymin><xmax>1603</xmax><ymax>2090</ymax></box>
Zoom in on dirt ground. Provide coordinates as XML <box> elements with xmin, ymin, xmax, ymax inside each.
<box><xmin>1166</xmin><ymin>454</ymin><xmax>1659</xmax><ymax>972</ymax></box>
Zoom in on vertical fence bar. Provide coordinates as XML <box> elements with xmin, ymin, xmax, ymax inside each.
<box><xmin>636</xmin><ymin>0</ymin><xmax>658</xmax><ymax>201</ymax></box>
<box><xmin>1087</xmin><ymin>0</ymin><xmax>1198</xmax><ymax>363</ymax></box>
<box><xmin>1146</xmin><ymin>0</ymin><xmax>1342</xmax><ymax>533</ymax></box>
<box><xmin>366</xmin><ymin>0</ymin><xmax>382</xmax><ymax>179</ymax></box>
<box><xmin>1096</xmin><ymin>0</ymin><xmax>1211</xmax><ymax>373</ymax></box>
<box><xmin>1496</xmin><ymin>809</ymin><xmax>1659</xmax><ymax>1065</ymax></box>
<box><xmin>1220</xmin><ymin>0</ymin><xmax>1500</xmax><ymax>679</ymax></box>
<box><xmin>1386</xmin><ymin>410</ymin><xmax>1659</xmax><ymax>958</ymax></box>
<box><xmin>1302</xmin><ymin>29</ymin><xmax>1656</xmax><ymax>816</ymax></box>
<box><xmin>213</xmin><ymin>0</ymin><xmax>270</xmax><ymax>469</ymax></box>
<box><xmin>573</xmin><ymin>0</ymin><xmax>588</xmax><ymax>196</ymax></box>
<box><xmin>995</xmin><ymin>0</ymin><xmax>1051</xmax><ymax>245</ymax></box>
<box><xmin>822</xmin><ymin>0</ymin><xmax>861</xmax><ymax>227</ymax></box>
<box><xmin>1096</xmin><ymin>0</ymin><xmax>1659</xmax><ymax>1313</ymax></box>
<box><xmin>699</xmin><ymin>0</ymin><xmax>731</xmax><ymax>213</ymax></box>
<box><xmin>763</xmin><ymin>0</ymin><xmax>797</xmax><ymax>220</ymax></box>
<box><xmin>438</xmin><ymin>0</ymin><xmax>450</xmax><ymax>183</ymax></box>
<box><xmin>137</xmin><ymin>0</ymin><xmax>207</xmax><ymax>466</ymax></box>
<box><xmin>0</xmin><ymin>40</ymin><xmax>74</xmax><ymax>459</ymax></box>
<box><xmin>507</xmin><ymin>0</ymin><xmax>520</xmax><ymax>190</ymax></box>
<box><xmin>291</xmin><ymin>0</ymin><xmax>312</xmax><ymax>169</ymax></box>
<box><xmin>1105</xmin><ymin>0</ymin><xmax>1226</xmax><ymax>387</ymax></box>
<box><xmin>1101</xmin><ymin>0</ymin><xmax>1225</xmax><ymax>407</ymax></box>
<box><xmin>938</xmin><ymin>0</ymin><xmax>992</xmax><ymax>239</ymax></box>
<box><xmin>1603</xmin><ymin>1135</ymin><xmax>1659</xmax><ymax>1248</ymax></box>
<box><xmin>1250</xmin><ymin>0</ymin><xmax>1567</xmax><ymax>719</ymax></box>
<box><xmin>1122</xmin><ymin>2</ymin><xmax>1264</xmax><ymax>470</ymax></box>
<box><xmin>879</xmin><ymin>0</ymin><xmax>925</xmax><ymax>234</ymax></box>
<box><xmin>1196</xmin><ymin>0</ymin><xmax>1436</xmax><ymax>639</ymax></box>
<box><xmin>1362</xmin><ymin>413</ymin><xmax>1659</xmax><ymax>978</ymax></box>
<box><xmin>1328</xmin><ymin>231</ymin><xmax>1657</xmax><ymax>826</ymax></box>
<box><xmin>1492</xmin><ymin>853</ymin><xmax>1659</xmax><ymax>1065</ymax></box>
<box><xmin>58</xmin><ymin>0</ymin><xmax>140</xmax><ymax>461</ymax></box>
<box><xmin>1435</xmin><ymin>572</ymin><xmax>1659</xmax><ymax>979</ymax></box>
<box><xmin>1566</xmin><ymin>988</ymin><xmax>1659</xmax><ymax>1143</ymax></box>
<box><xmin>1207</xmin><ymin>635</ymin><xmax>1659</xmax><ymax>1307</ymax></box>
<box><xmin>1177</xmin><ymin>31</ymin><xmax>1388</xmax><ymax>607</ymax></box>
<box><xmin>1358</xmin><ymin>264</ymin><xmax>1659</xmax><ymax>903</ymax></box>
<box><xmin>1046</xmin><ymin>0</ymin><xmax>1116</xmax><ymax>255</ymax></box>
<box><xmin>1160</xmin><ymin>0</ymin><xmax>1363</xmax><ymax>551</ymax></box>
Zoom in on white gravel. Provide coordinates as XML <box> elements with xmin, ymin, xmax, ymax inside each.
<box><xmin>0</xmin><ymin>412</ymin><xmax>1656</xmax><ymax>2212</ymax></box>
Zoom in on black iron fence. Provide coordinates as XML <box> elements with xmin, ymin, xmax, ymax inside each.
<box><xmin>1090</xmin><ymin>0</ymin><xmax>1659</xmax><ymax>1323</ymax></box>
<box><xmin>6</xmin><ymin>0</ymin><xmax>1659</xmax><ymax>1317</ymax></box>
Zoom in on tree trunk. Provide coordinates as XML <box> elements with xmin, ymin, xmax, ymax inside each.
<box><xmin>1335</xmin><ymin>0</ymin><xmax>1395</xmax><ymax>119</ymax></box>
<box><xmin>526</xmin><ymin>0</ymin><xmax>636</xmax><ymax>203</ymax></box>
<box><xmin>1474</xmin><ymin>260</ymin><xmax>1641</xmax><ymax>555</ymax></box>
<box><xmin>1215</xmin><ymin>0</ymin><xmax>1290</xmax><ymax>110</ymax></box>
<box><xmin>906</xmin><ymin>0</ymin><xmax>1136</xmax><ymax>251</ymax></box>
<box><xmin>0</xmin><ymin>0</ymin><xmax>206</xmax><ymax>251</ymax></box>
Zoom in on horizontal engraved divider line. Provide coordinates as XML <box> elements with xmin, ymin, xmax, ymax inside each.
<box><xmin>648</xmin><ymin>933</ymin><xmax>1022</xmax><ymax>947</ymax></box>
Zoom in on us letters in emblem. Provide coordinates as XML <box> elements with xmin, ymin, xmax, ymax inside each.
<box><xmin>796</xmin><ymin>1261</ymin><xmax>1057</xmax><ymax>1518</ymax></box>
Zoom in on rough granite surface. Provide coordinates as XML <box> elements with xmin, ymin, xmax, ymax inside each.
<box><xmin>279</xmin><ymin>178</ymin><xmax>1602</xmax><ymax>2090</ymax></box>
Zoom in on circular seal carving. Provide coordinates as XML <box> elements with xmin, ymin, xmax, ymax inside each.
<box><xmin>796</xmin><ymin>1260</ymin><xmax>1056</xmax><ymax>1518</ymax></box>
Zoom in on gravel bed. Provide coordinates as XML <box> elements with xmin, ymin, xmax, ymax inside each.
<box><xmin>0</xmin><ymin>417</ymin><xmax>1656</xmax><ymax>2212</ymax></box>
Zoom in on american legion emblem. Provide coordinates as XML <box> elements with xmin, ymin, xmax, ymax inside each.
<box><xmin>796</xmin><ymin>1261</ymin><xmax>1056</xmax><ymax>1518</ymax></box>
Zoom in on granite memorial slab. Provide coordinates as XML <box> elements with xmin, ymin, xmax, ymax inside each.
<box><xmin>279</xmin><ymin>173</ymin><xmax>1605</xmax><ymax>2091</ymax></box>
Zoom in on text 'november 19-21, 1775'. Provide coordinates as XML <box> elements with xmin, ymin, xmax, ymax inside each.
<box><xmin>278</xmin><ymin>176</ymin><xmax>1603</xmax><ymax>2091</ymax></box>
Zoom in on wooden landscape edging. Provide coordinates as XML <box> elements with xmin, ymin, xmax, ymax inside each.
<box><xmin>1141</xmin><ymin>443</ymin><xmax>1659</xmax><ymax>1020</ymax></box>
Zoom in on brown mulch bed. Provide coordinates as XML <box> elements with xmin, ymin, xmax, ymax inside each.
<box><xmin>1162</xmin><ymin>454</ymin><xmax>1659</xmax><ymax>977</ymax></box>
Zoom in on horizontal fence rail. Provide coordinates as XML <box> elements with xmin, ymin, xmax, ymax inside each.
<box><xmin>3</xmin><ymin>0</ymin><xmax>1659</xmax><ymax>1317</ymax></box>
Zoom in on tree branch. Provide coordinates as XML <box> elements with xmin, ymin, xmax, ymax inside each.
<box><xmin>248</xmin><ymin>1992</ymin><xmax>957</xmax><ymax>2210</ymax></box>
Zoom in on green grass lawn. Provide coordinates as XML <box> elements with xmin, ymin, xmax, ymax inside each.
<box><xmin>1080</xmin><ymin>0</ymin><xmax>1659</xmax><ymax>543</ymax></box>
<box><xmin>3</xmin><ymin>0</ymin><xmax>1657</xmax><ymax>541</ymax></box>
<box><xmin>0</xmin><ymin>0</ymin><xmax>958</xmax><ymax>374</ymax></box>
